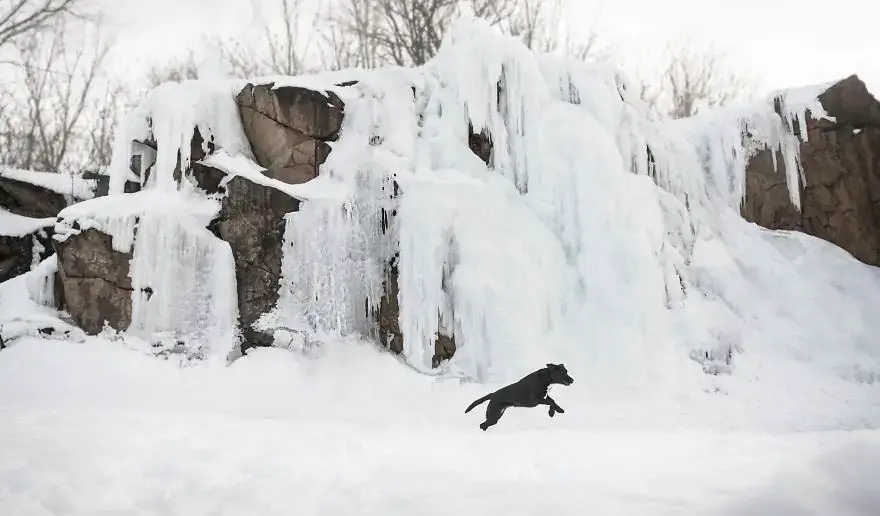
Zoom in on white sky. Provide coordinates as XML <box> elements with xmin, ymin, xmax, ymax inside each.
<box><xmin>99</xmin><ymin>0</ymin><xmax>880</xmax><ymax>96</ymax></box>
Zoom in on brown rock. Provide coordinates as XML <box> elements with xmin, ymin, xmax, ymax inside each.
<box><xmin>377</xmin><ymin>261</ymin><xmax>403</xmax><ymax>354</ymax></box>
<box><xmin>0</xmin><ymin>176</ymin><xmax>66</xmax><ymax>219</ymax></box>
<box><xmin>468</xmin><ymin>123</ymin><xmax>492</xmax><ymax>165</ymax></box>
<box><xmin>212</xmin><ymin>175</ymin><xmax>300</xmax><ymax>351</ymax></box>
<box><xmin>743</xmin><ymin>75</ymin><xmax>880</xmax><ymax>266</ymax></box>
<box><xmin>0</xmin><ymin>231</ymin><xmax>50</xmax><ymax>283</ymax></box>
<box><xmin>433</xmin><ymin>332</ymin><xmax>456</xmax><ymax>368</ymax></box>
<box><xmin>235</xmin><ymin>83</ymin><xmax>344</xmax><ymax>180</ymax></box>
<box><xmin>1</xmin><ymin>175</ymin><xmax>72</xmax><ymax>283</ymax></box>
<box><xmin>53</xmin><ymin>228</ymin><xmax>134</xmax><ymax>334</ymax></box>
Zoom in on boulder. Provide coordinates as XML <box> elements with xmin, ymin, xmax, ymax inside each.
<box><xmin>211</xmin><ymin>174</ymin><xmax>301</xmax><ymax>350</ymax></box>
<box><xmin>235</xmin><ymin>83</ymin><xmax>344</xmax><ymax>183</ymax></box>
<box><xmin>1</xmin><ymin>175</ymin><xmax>69</xmax><ymax>283</ymax></box>
<box><xmin>743</xmin><ymin>75</ymin><xmax>880</xmax><ymax>266</ymax></box>
<box><xmin>0</xmin><ymin>175</ymin><xmax>67</xmax><ymax>219</ymax></box>
<box><xmin>0</xmin><ymin>230</ymin><xmax>52</xmax><ymax>283</ymax></box>
<box><xmin>53</xmin><ymin>228</ymin><xmax>134</xmax><ymax>334</ymax></box>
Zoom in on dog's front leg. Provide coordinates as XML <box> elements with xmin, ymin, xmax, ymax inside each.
<box><xmin>544</xmin><ymin>396</ymin><xmax>565</xmax><ymax>417</ymax></box>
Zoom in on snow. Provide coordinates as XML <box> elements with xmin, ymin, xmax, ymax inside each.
<box><xmin>0</xmin><ymin>336</ymin><xmax>878</xmax><ymax>515</ymax></box>
<box><xmin>0</xmin><ymin>166</ymin><xmax>96</xmax><ymax>200</ymax></box>
<box><xmin>201</xmin><ymin>150</ymin><xmax>351</xmax><ymax>201</ymax></box>
<box><xmin>0</xmin><ymin>208</ymin><xmax>54</xmax><ymax>238</ymax></box>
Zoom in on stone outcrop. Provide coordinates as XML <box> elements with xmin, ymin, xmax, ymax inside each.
<box><xmin>0</xmin><ymin>231</ymin><xmax>51</xmax><ymax>283</ymax></box>
<box><xmin>1</xmin><ymin>174</ymin><xmax>70</xmax><ymax>283</ymax></box>
<box><xmin>743</xmin><ymin>75</ymin><xmax>880</xmax><ymax>267</ymax></box>
<box><xmin>53</xmin><ymin>228</ymin><xmax>134</xmax><ymax>334</ymax></box>
<box><xmin>0</xmin><ymin>175</ymin><xmax>67</xmax><ymax>218</ymax></box>
<box><xmin>236</xmin><ymin>83</ymin><xmax>345</xmax><ymax>184</ymax></box>
<box><xmin>211</xmin><ymin>174</ymin><xmax>300</xmax><ymax>350</ymax></box>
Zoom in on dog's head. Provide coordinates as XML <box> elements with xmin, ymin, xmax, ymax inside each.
<box><xmin>545</xmin><ymin>363</ymin><xmax>574</xmax><ymax>386</ymax></box>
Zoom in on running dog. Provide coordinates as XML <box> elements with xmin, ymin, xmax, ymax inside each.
<box><xmin>464</xmin><ymin>363</ymin><xmax>574</xmax><ymax>431</ymax></box>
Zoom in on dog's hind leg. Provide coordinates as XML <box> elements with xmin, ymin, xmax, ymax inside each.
<box><xmin>479</xmin><ymin>400</ymin><xmax>507</xmax><ymax>431</ymax></box>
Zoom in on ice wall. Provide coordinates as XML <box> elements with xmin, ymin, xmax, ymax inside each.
<box><xmin>102</xmin><ymin>15</ymin><xmax>879</xmax><ymax>387</ymax></box>
<box><xmin>266</xmin><ymin>16</ymin><xmax>875</xmax><ymax>385</ymax></box>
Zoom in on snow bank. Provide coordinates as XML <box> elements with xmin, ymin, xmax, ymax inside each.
<box><xmin>98</xmin><ymin>15</ymin><xmax>879</xmax><ymax>392</ymax></box>
<box><xmin>0</xmin><ymin>166</ymin><xmax>96</xmax><ymax>200</ymax></box>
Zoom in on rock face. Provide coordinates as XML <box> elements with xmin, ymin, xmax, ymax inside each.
<box><xmin>0</xmin><ymin>231</ymin><xmax>50</xmax><ymax>283</ymax></box>
<box><xmin>212</xmin><ymin>174</ymin><xmax>300</xmax><ymax>350</ymax></box>
<box><xmin>53</xmin><ymin>228</ymin><xmax>134</xmax><ymax>334</ymax></box>
<box><xmin>743</xmin><ymin>75</ymin><xmax>880</xmax><ymax>267</ymax></box>
<box><xmin>1</xmin><ymin>175</ymin><xmax>68</xmax><ymax>283</ymax></box>
<box><xmin>0</xmin><ymin>175</ymin><xmax>67</xmax><ymax>219</ymax></box>
<box><xmin>236</xmin><ymin>83</ymin><xmax>345</xmax><ymax>184</ymax></box>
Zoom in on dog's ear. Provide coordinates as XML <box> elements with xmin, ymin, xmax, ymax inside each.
<box><xmin>546</xmin><ymin>363</ymin><xmax>555</xmax><ymax>369</ymax></box>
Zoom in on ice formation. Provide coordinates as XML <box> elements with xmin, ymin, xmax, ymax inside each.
<box><xmin>92</xmin><ymin>15</ymin><xmax>879</xmax><ymax>386</ymax></box>
<box><xmin>54</xmin><ymin>191</ymin><xmax>238</xmax><ymax>358</ymax></box>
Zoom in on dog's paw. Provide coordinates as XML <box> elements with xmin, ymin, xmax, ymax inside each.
<box><xmin>548</xmin><ymin>408</ymin><xmax>555</xmax><ymax>417</ymax></box>
<box><xmin>479</xmin><ymin>423</ymin><xmax>488</xmax><ymax>431</ymax></box>
<box><xmin>555</xmin><ymin>406</ymin><xmax>565</xmax><ymax>414</ymax></box>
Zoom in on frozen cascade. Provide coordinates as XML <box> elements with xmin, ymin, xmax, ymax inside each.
<box><xmin>258</xmin><ymin>15</ymin><xmax>853</xmax><ymax>383</ymax></box>
<box><xmin>128</xmin><ymin>212</ymin><xmax>238</xmax><ymax>357</ymax></box>
<box><xmin>96</xmin><ymin>14</ymin><xmax>878</xmax><ymax>387</ymax></box>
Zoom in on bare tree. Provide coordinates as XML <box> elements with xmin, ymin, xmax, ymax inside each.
<box><xmin>145</xmin><ymin>52</ymin><xmax>199</xmax><ymax>88</ymax></box>
<box><xmin>0</xmin><ymin>0</ymin><xmax>89</xmax><ymax>50</ymax></box>
<box><xmin>321</xmin><ymin>0</ymin><xmax>608</xmax><ymax>69</ymax></box>
<box><xmin>641</xmin><ymin>42</ymin><xmax>755</xmax><ymax>119</ymax></box>
<box><xmin>0</xmin><ymin>17</ymin><xmax>110</xmax><ymax>172</ymax></box>
<box><xmin>217</xmin><ymin>0</ymin><xmax>317</xmax><ymax>77</ymax></box>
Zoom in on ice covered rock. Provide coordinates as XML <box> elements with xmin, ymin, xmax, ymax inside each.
<box><xmin>744</xmin><ymin>75</ymin><xmax>880</xmax><ymax>266</ymax></box>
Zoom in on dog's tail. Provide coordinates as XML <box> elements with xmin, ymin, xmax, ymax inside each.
<box><xmin>464</xmin><ymin>393</ymin><xmax>492</xmax><ymax>413</ymax></box>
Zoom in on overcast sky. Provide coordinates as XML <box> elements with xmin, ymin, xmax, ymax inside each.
<box><xmin>99</xmin><ymin>0</ymin><xmax>879</xmax><ymax>96</ymax></box>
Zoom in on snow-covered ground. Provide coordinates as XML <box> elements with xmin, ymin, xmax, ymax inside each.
<box><xmin>2</xmin><ymin>273</ymin><xmax>879</xmax><ymax>516</ymax></box>
<box><xmin>1</xmin><ymin>332</ymin><xmax>879</xmax><ymax>516</ymax></box>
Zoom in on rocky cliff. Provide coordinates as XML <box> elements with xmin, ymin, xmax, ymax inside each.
<box><xmin>743</xmin><ymin>75</ymin><xmax>880</xmax><ymax>266</ymax></box>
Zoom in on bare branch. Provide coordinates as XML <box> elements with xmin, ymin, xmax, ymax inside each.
<box><xmin>0</xmin><ymin>0</ymin><xmax>89</xmax><ymax>49</ymax></box>
<box><xmin>1</xmin><ymin>15</ymin><xmax>111</xmax><ymax>172</ymax></box>
<box><xmin>642</xmin><ymin>41</ymin><xmax>757</xmax><ymax>119</ymax></box>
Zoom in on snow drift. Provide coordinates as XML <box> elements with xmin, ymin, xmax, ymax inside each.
<box><xmin>43</xmin><ymin>15</ymin><xmax>878</xmax><ymax>391</ymax></box>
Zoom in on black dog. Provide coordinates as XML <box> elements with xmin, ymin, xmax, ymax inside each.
<box><xmin>465</xmin><ymin>363</ymin><xmax>574</xmax><ymax>431</ymax></box>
